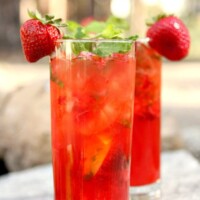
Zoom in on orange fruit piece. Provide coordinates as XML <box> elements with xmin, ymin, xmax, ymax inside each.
<box><xmin>83</xmin><ymin>133</ymin><xmax>112</xmax><ymax>179</ymax></box>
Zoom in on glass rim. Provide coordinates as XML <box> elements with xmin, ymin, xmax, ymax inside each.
<box><xmin>56</xmin><ymin>38</ymin><xmax>135</xmax><ymax>43</ymax></box>
<box><xmin>136</xmin><ymin>37</ymin><xmax>150</xmax><ymax>43</ymax></box>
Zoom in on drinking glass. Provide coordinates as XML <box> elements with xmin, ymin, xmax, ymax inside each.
<box><xmin>49</xmin><ymin>39</ymin><xmax>136</xmax><ymax>200</ymax></box>
<box><xmin>130</xmin><ymin>40</ymin><xmax>162</xmax><ymax>199</ymax></box>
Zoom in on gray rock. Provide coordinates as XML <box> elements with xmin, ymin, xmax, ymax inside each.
<box><xmin>161</xmin><ymin>114</ymin><xmax>185</xmax><ymax>151</ymax></box>
<box><xmin>162</xmin><ymin>150</ymin><xmax>200</xmax><ymax>200</ymax></box>
<box><xmin>0</xmin><ymin>92</ymin><xmax>11</xmax><ymax>158</ymax></box>
<box><xmin>0</xmin><ymin>80</ymin><xmax>52</xmax><ymax>171</ymax></box>
<box><xmin>0</xmin><ymin>165</ymin><xmax>53</xmax><ymax>200</ymax></box>
<box><xmin>181</xmin><ymin>127</ymin><xmax>200</xmax><ymax>161</ymax></box>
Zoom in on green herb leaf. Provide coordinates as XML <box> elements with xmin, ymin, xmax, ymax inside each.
<box><xmin>64</xmin><ymin>21</ymin><xmax>82</xmax><ymax>39</ymax></box>
<box><xmin>106</xmin><ymin>15</ymin><xmax>129</xmax><ymax>30</ymax></box>
<box><xmin>74</xmin><ymin>27</ymin><xmax>87</xmax><ymax>39</ymax></box>
<box><xmin>85</xmin><ymin>21</ymin><xmax>107</xmax><ymax>34</ymax></box>
<box><xmin>72</xmin><ymin>42</ymin><xmax>92</xmax><ymax>55</ymax></box>
<box><xmin>67</xmin><ymin>21</ymin><xmax>81</xmax><ymax>33</ymax></box>
<box><xmin>99</xmin><ymin>24</ymin><xmax>123</xmax><ymax>39</ymax></box>
<box><xmin>93</xmin><ymin>42</ymin><xmax>132</xmax><ymax>57</ymax></box>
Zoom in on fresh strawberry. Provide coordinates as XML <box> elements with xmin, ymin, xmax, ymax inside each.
<box><xmin>20</xmin><ymin>11</ymin><xmax>63</xmax><ymax>62</ymax></box>
<box><xmin>146</xmin><ymin>14</ymin><xmax>190</xmax><ymax>61</ymax></box>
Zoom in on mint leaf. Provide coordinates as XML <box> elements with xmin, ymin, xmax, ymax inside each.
<box><xmin>61</xmin><ymin>17</ymin><xmax>138</xmax><ymax>57</ymax></box>
<box><xmin>106</xmin><ymin>16</ymin><xmax>129</xmax><ymax>30</ymax></box>
<box><xmin>85</xmin><ymin>21</ymin><xmax>107</xmax><ymax>34</ymax></box>
<box><xmin>74</xmin><ymin>27</ymin><xmax>87</xmax><ymax>39</ymax></box>
<box><xmin>71</xmin><ymin>42</ymin><xmax>92</xmax><ymax>55</ymax></box>
<box><xmin>67</xmin><ymin>21</ymin><xmax>80</xmax><ymax>32</ymax></box>
<box><xmin>93</xmin><ymin>42</ymin><xmax>132</xmax><ymax>57</ymax></box>
<box><xmin>64</xmin><ymin>22</ymin><xmax>87</xmax><ymax>39</ymax></box>
<box><xmin>99</xmin><ymin>24</ymin><xmax>123</xmax><ymax>39</ymax></box>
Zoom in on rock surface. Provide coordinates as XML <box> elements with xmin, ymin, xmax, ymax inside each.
<box><xmin>0</xmin><ymin>80</ymin><xmax>51</xmax><ymax>171</ymax></box>
<box><xmin>0</xmin><ymin>150</ymin><xmax>200</xmax><ymax>200</ymax></box>
<box><xmin>162</xmin><ymin>151</ymin><xmax>200</xmax><ymax>200</ymax></box>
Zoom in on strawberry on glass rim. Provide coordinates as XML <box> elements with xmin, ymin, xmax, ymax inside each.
<box><xmin>146</xmin><ymin>14</ymin><xmax>190</xmax><ymax>61</ymax></box>
<box><xmin>20</xmin><ymin>10</ymin><xmax>138</xmax><ymax>200</ymax></box>
<box><xmin>20</xmin><ymin>10</ymin><xmax>138</xmax><ymax>63</ymax></box>
<box><xmin>20</xmin><ymin>10</ymin><xmax>64</xmax><ymax>62</ymax></box>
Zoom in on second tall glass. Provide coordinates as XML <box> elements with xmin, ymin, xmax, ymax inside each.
<box><xmin>50</xmin><ymin>39</ymin><xmax>136</xmax><ymax>200</ymax></box>
<box><xmin>130</xmin><ymin>41</ymin><xmax>162</xmax><ymax>199</ymax></box>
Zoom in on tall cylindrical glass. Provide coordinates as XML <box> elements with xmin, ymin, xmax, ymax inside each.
<box><xmin>50</xmin><ymin>39</ymin><xmax>136</xmax><ymax>200</ymax></box>
<box><xmin>130</xmin><ymin>41</ymin><xmax>161</xmax><ymax>199</ymax></box>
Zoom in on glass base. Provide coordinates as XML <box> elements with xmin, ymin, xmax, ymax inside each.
<box><xmin>129</xmin><ymin>181</ymin><xmax>161</xmax><ymax>200</ymax></box>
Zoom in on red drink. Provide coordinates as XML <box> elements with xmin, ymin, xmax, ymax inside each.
<box><xmin>50</xmin><ymin>40</ymin><xmax>135</xmax><ymax>200</ymax></box>
<box><xmin>130</xmin><ymin>42</ymin><xmax>161</xmax><ymax>193</ymax></box>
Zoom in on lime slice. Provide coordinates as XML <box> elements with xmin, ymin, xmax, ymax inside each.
<box><xmin>83</xmin><ymin>133</ymin><xmax>112</xmax><ymax>179</ymax></box>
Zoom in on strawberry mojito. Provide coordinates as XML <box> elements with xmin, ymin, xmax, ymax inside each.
<box><xmin>130</xmin><ymin>14</ymin><xmax>190</xmax><ymax>198</ymax></box>
<box><xmin>130</xmin><ymin>41</ymin><xmax>161</xmax><ymax>193</ymax></box>
<box><xmin>50</xmin><ymin>39</ymin><xmax>136</xmax><ymax>200</ymax></box>
<box><xmin>20</xmin><ymin>10</ymin><xmax>136</xmax><ymax>200</ymax></box>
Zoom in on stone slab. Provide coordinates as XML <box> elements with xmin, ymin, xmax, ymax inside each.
<box><xmin>161</xmin><ymin>150</ymin><xmax>200</xmax><ymax>200</ymax></box>
<box><xmin>0</xmin><ymin>150</ymin><xmax>200</xmax><ymax>200</ymax></box>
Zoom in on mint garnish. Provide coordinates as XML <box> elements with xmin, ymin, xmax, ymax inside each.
<box><xmin>85</xmin><ymin>21</ymin><xmax>107</xmax><ymax>35</ymax></box>
<box><xmin>71</xmin><ymin>42</ymin><xmax>93</xmax><ymax>55</ymax></box>
<box><xmin>27</xmin><ymin>11</ymin><xmax>138</xmax><ymax>57</ymax></box>
<box><xmin>62</xmin><ymin>16</ymin><xmax>138</xmax><ymax>57</ymax></box>
<box><xmin>93</xmin><ymin>41</ymin><xmax>132</xmax><ymax>57</ymax></box>
<box><xmin>96</xmin><ymin>24</ymin><xmax>123</xmax><ymax>39</ymax></box>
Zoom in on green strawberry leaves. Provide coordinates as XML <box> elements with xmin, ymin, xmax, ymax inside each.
<box><xmin>28</xmin><ymin>10</ymin><xmax>66</xmax><ymax>27</ymax></box>
<box><xmin>146</xmin><ymin>13</ymin><xmax>173</xmax><ymax>26</ymax></box>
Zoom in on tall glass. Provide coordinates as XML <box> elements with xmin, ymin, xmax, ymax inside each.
<box><xmin>50</xmin><ymin>39</ymin><xmax>136</xmax><ymax>200</ymax></box>
<box><xmin>130</xmin><ymin>41</ymin><xmax>161</xmax><ymax>199</ymax></box>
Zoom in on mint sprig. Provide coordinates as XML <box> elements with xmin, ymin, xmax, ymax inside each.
<box><xmin>93</xmin><ymin>41</ymin><xmax>131</xmax><ymax>57</ymax></box>
<box><xmin>97</xmin><ymin>24</ymin><xmax>123</xmax><ymax>39</ymax></box>
<box><xmin>27</xmin><ymin>11</ymin><xmax>138</xmax><ymax>57</ymax></box>
<box><xmin>63</xmin><ymin>17</ymin><xmax>138</xmax><ymax>57</ymax></box>
<box><xmin>93</xmin><ymin>35</ymin><xmax>139</xmax><ymax>57</ymax></box>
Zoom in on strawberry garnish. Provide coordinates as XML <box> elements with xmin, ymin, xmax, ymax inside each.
<box><xmin>146</xmin><ymin>14</ymin><xmax>190</xmax><ymax>61</ymax></box>
<box><xmin>20</xmin><ymin>11</ymin><xmax>64</xmax><ymax>62</ymax></box>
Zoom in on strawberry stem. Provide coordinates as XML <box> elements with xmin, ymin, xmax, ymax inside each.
<box><xmin>28</xmin><ymin>10</ymin><xmax>67</xmax><ymax>27</ymax></box>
